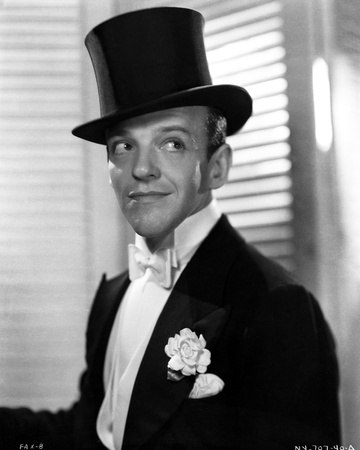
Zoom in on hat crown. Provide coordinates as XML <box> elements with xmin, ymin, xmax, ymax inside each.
<box><xmin>86</xmin><ymin>7</ymin><xmax>212</xmax><ymax>117</ymax></box>
<box><xmin>72</xmin><ymin>7</ymin><xmax>252</xmax><ymax>145</ymax></box>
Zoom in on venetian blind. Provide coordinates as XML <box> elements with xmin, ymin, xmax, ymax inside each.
<box><xmin>203</xmin><ymin>1</ymin><xmax>293</xmax><ymax>271</ymax></box>
<box><xmin>0</xmin><ymin>0</ymin><xmax>88</xmax><ymax>410</ymax></box>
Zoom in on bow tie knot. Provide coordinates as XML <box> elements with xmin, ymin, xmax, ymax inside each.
<box><xmin>128</xmin><ymin>244</ymin><xmax>176</xmax><ymax>289</ymax></box>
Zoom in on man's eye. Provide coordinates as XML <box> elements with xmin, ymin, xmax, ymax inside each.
<box><xmin>112</xmin><ymin>142</ymin><xmax>132</xmax><ymax>154</ymax></box>
<box><xmin>161</xmin><ymin>140</ymin><xmax>184</xmax><ymax>151</ymax></box>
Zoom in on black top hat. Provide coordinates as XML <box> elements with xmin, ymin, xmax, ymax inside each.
<box><xmin>72</xmin><ymin>7</ymin><xmax>252</xmax><ymax>145</ymax></box>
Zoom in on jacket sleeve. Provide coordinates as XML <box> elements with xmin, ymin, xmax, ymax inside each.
<box><xmin>0</xmin><ymin>403</ymin><xmax>78</xmax><ymax>449</ymax></box>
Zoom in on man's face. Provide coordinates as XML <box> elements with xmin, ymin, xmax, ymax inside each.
<box><xmin>106</xmin><ymin>106</ymin><xmax>214</xmax><ymax>247</ymax></box>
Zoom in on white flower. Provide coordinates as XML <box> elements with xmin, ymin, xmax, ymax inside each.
<box><xmin>165</xmin><ymin>328</ymin><xmax>211</xmax><ymax>377</ymax></box>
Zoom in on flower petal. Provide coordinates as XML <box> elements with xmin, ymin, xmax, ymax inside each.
<box><xmin>180</xmin><ymin>328</ymin><xmax>192</xmax><ymax>338</ymax></box>
<box><xmin>198</xmin><ymin>348</ymin><xmax>211</xmax><ymax>366</ymax></box>
<box><xmin>196</xmin><ymin>364</ymin><xmax>208</xmax><ymax>374</ymax></box>
<box><xmin>165</xmin><ymin>337</ymin><xmax>177</xmax><ymax>357</ymax></box>
<box><xmin>183</xmin><ymin>357</ymin><xmax>197</xmax><ymax>366</ymax></box>
<box><xmin>199</xmin><ymin>334</ymin><xmax>207</xmax><ymax>348</ymax></box>
<box><xmin>182</xmin><ymin>364</ymin><xmax>196</xmax><ymax>376</ymax></box>
<box><xmin>168</xmin><ymin>354</ymin><xmax>184</xmax><ymax>371</ymax></box>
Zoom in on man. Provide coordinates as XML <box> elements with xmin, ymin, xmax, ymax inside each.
<box><xmin>1</xmin><ymin>7</ymin><xmax>340</xmax><ymax>449</ymax></box>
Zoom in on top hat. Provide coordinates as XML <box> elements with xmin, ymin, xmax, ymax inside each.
<box><xmin>72</xmin><ymin>7</ymin><xmax>252</xmax><ymax>145</ymax></box>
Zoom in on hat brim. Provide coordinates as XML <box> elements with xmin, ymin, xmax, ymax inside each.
<box><xmin>72</xmin><ymin>84</ymin><xmax>252</xmax><ymax>145</ymax></box>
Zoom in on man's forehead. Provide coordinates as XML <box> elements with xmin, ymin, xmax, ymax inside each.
<box><xmin>106</xmin><ymin>106</ymin><xmax>208</xmax><ymax>136</ymax></box>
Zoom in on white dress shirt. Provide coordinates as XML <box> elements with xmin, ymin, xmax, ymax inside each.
<box><xmin>97</xmin><ymin>199</ymin><xmax>221</xmax><ymax>450</ymax></box>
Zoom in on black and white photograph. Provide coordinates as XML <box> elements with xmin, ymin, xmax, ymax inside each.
<box><xmin>0</xmin><ymin>0</ymin><xmax>359</xmax><ymax>448</ymax></box>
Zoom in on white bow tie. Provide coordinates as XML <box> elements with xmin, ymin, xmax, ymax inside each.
<box><xmin>128</xmin><ymin>244</ymin><xmax>177</xmax><ymax>289</ymax></box>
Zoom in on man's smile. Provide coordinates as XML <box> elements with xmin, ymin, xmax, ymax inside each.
<box><xmin>128</xmin><ymin>190</ymin><xmax>171</xmax><ymax>203</ymax></box>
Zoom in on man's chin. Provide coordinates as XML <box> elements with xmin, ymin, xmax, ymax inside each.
<box><xmin>128</xmin><ymin>216</ymin><xmax>179</xmax><ymax>247</ymax></box>
<box><xmin>129</xmin><ymin>219</ymin><xmax>169</xmax><ymax>239</ymax></box>
<box><xmin>123</xmin><ymin>206</ymin><xmax>189</xmax><ymax>243</ymax></box>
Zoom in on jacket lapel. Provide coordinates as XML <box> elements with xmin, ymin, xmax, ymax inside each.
<box><xmin>123</xmin><ymin>215</ymin><xmax>245</xmax><ymax>448</ymax></box>
<box><xmin>89</xmin><ymin>273</ymin><xmax>131</xmax><ymax>400</ymax></box>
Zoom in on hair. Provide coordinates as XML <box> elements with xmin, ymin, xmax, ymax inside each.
<box><xmin>204</xmin><ymin>106</ymin><xmax>227</xmax><ymax>160</ymax></box>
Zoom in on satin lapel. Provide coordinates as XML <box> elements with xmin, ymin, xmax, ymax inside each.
<box><xmin>90</xmin><ymin>273</ymin><xmax>131</xmax><ymax>398</ymax></box>
<box><xmin>123</xmin><ymin>216</ymin><xmax>243</xmax><ymax>449</ymax></box>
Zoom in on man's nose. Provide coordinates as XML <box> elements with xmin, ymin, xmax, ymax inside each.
<box><xmin>131</xmin><ymin>148</ymin><xmax>160</xmax><ymax>180</ymax></box>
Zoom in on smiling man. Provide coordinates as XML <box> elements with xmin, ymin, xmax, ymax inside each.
<box><xmin>1</xmin><ymin>7</ymin><xmax>340</xmax><ymax>450</ymax></box>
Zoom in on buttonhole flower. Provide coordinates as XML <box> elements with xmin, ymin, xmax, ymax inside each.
<box><xmin>165</xmin><ymin>328</ymin><xmax>211</xmax><ymax>381</ymax></box>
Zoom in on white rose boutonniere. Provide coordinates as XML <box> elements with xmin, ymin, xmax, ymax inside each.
<box><xmin>165</xmin><ymin>328</ymin><xmax>211</xmax><ymax>381</ymax></box>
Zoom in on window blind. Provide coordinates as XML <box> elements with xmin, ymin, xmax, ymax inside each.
<box><xmin>0</xmin><ymin>0</ymin><xmax>88</xmax><ymax>410</ymax></box>
<box><xmin>204</xmin><ymin>1</ymin><xmax>293</xmax><ymax>270</ymax></box>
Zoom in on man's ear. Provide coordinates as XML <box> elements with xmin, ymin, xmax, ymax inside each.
<box><xmin>208</xmin><ymin>143</ymin><xmax>232</xmax><ymax>190</ymax></box>
<box><xmin>106</xmin><ymin>145</ymin><xmax>114</xmax><ymax>188</ymax></box>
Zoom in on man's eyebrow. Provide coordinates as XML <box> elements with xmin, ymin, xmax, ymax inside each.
<box><xmin>156</xmin><ymin>125</ymin><xmax>193</xmax><ymax>137</ymax></box>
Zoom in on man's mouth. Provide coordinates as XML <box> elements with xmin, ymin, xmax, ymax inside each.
<box><xmin>128</xmin><ymin>190</ymin><xmax>170</xmax><ymax>203</ymax></box>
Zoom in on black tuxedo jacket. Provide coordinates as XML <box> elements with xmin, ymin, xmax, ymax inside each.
<box><xmin>1</xmin><ymin>216</ymin><xmax>341</xmax><ymax>449</ymax></box>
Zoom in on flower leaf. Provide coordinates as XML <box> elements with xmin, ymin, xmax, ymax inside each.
<box><xmin>167</xmin><ymin>368</ymin><xmax>185</xmax><ymax>382</ymax></box>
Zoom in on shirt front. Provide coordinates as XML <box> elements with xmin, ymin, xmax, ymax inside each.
<box><xmin>97</xmin><ymin>199</ymin><xmax>221</xmax><ymax>450</ymax></box>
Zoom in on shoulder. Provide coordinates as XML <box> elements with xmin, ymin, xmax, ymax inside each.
<box><xmin>220</xmin><ymin>218</ymin><xmax>332</xmax><ymax>340</ymax></box>
<box><xmin>235</xmin><ymin>243</ymin><xmax>326</xmax><ymax>337</ymax></box>
<box><xmin>86</xmin><ymin>271</ymin><xmax>129</xmax><ymax>332</ymax></box>
<box><xmin>238</xmin><ymin>243</ymin><xmax>324</xmax><ymax>330</ymax></box>
<box><xmin>213</xmin><ymin>215</ymin><xmax>295</xmax><ymax>290</ymax></box>
<box><xmin>89</xmin><ymin>271</ymin><xmax>127</xmax><ymax>307</ymax></box>
<box><xmin>237</xmin><ymin>257</ymin><xmax>337</xmax><ymax>364</ymax></box>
